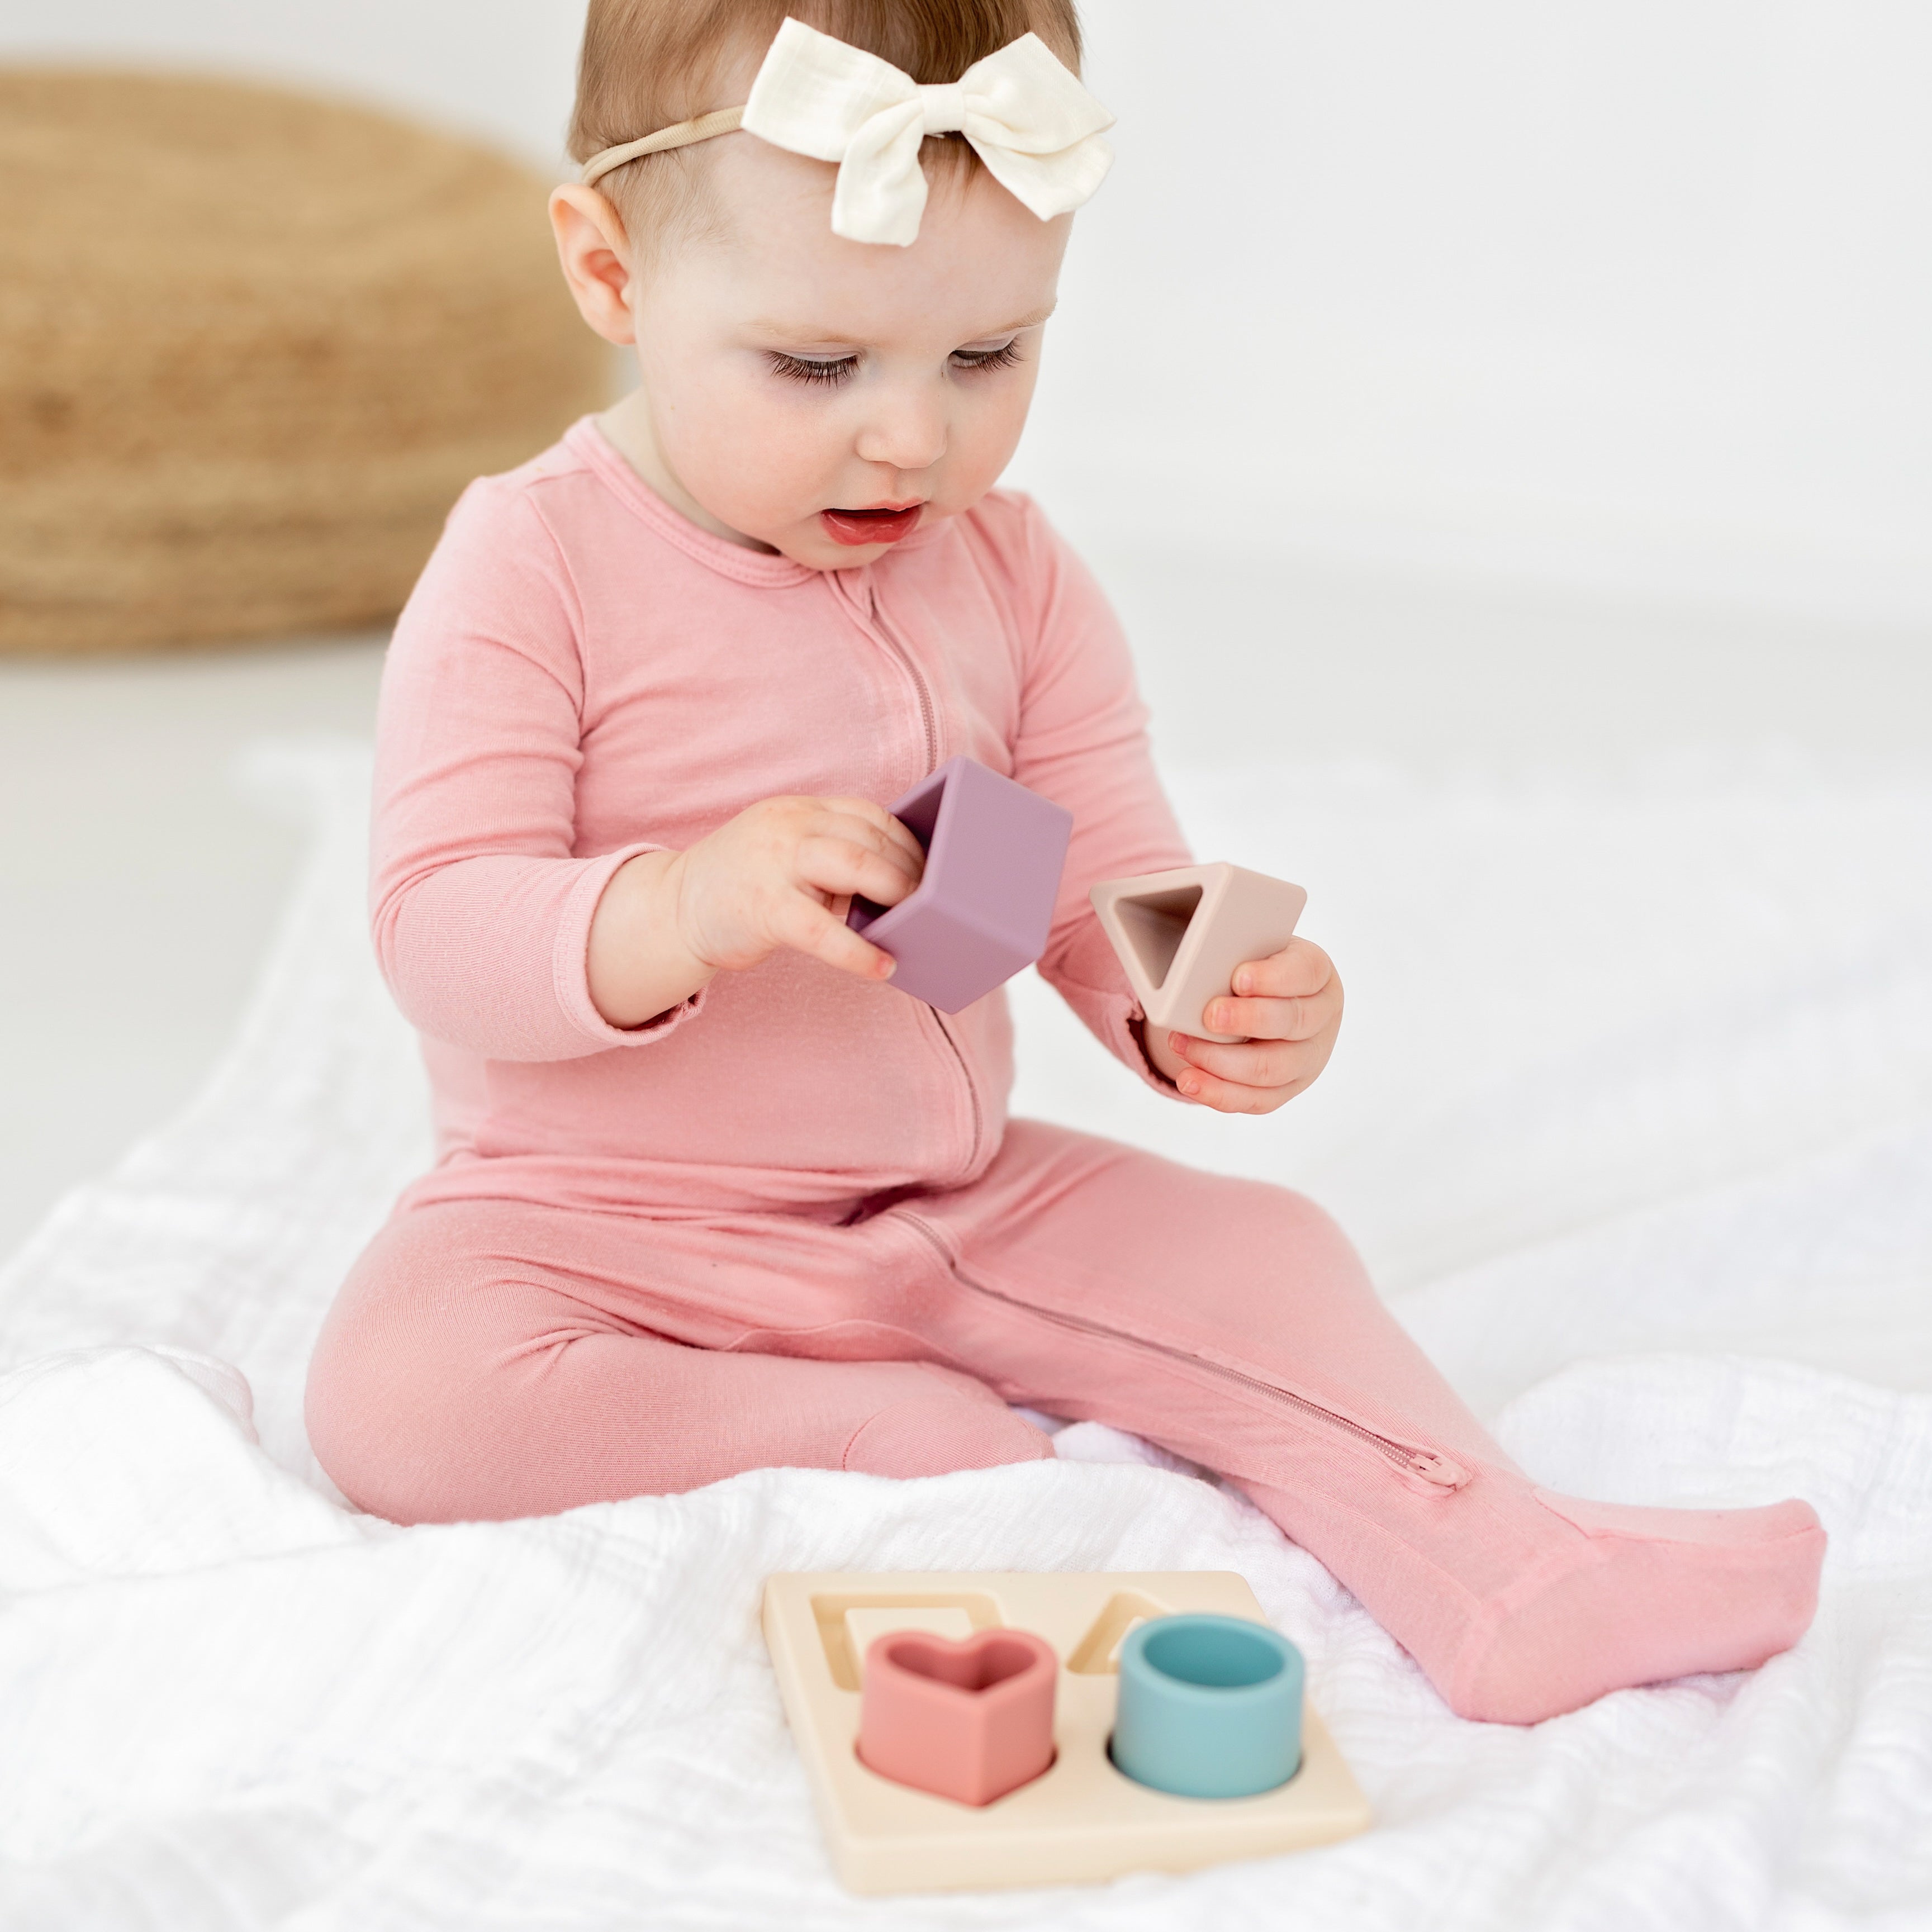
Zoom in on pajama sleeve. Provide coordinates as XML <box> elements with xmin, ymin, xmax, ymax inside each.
<box><xmin>368</xmin><ymin>478</ymin><xmax>704</xmax><ymax>1062</ymax></box>
<box><xmin>999</xmin><ymin>497</ymin><xmax>1194</xmax><ymax>1091</ymax></box>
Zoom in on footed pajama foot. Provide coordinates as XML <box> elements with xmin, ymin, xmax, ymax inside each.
<box><xmin>1439</xmin><ymin>1489</ymin><xmax>1826</xmax><ymax>1724</ymax></box>
<box><xmin>1243</xmin><ymin>1469</ymin><xmax>1825</xmax><ymax>1725</ymax></box>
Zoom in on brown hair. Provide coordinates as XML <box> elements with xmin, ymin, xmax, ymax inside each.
<box><xmin>568</xmin><ymin>0</ymin><xmax>1083</xmax><ymax>253</ymax></box>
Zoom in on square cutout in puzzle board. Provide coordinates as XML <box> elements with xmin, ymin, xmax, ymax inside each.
<box><xmin>762</xmin><ymin>1570</ymin><xmax>1372</xmax><ymax>1893</ymax></box>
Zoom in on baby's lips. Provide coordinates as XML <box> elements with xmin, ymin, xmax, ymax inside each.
<box><xmin>820</xmin><ymin>504</ymin><xmax>923</xmax><ymax>547</ymax></box>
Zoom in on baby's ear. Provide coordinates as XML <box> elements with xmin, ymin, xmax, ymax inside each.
<box><xmin>548</xmin><ymin>184</ymin><xmax>638</xmax><ymax>346</ymax></box>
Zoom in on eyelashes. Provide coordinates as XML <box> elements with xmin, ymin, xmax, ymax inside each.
<box><xmin>765</xmin><ymin>340</ymin><xmax>1026</xmax><ymax>388</ymax></box>
<box><xmin>768</xmin><ymin>352</ymin><xmax>859</xmax><ymax>387</ymax></box>
<box><xmin>952</xmin><ymin>341</ymin><xmax>1023</xmax><ymax>375</ymax></box>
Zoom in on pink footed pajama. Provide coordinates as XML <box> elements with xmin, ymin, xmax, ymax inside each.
<box><xmin>306</xmin><ymin>421</ymin><xmax>1824</xmax><ymax>1724</ymax></box>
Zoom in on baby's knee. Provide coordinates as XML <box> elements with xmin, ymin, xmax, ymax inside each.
<box><xmin>304</xmin><ymin>1210</ymin><xmax>496</xmax><ymax>1523</ymax></box>
<box><xmin>304</xmin><ymin>1293</ymin><xmax>434</xmax><ymax>1522</ymax></box>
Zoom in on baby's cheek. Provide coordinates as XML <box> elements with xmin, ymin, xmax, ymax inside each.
<box><xmin>924</xmin><ymin>384</ymin><xmax>1037</xmax><ymax>517</ymax></box>
<box><xmin>667</xmin><ymin>390</ymin><xmax>839</xmax><ymax>529</ymax></box>
<box><xmin>941</xmin><ymin>419</ymin><xmax>1021</xmax><ymax>507</ymax></box>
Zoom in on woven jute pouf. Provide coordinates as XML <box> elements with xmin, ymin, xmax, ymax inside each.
<box><xmin>0</xmin><ymin>70</ymin><xmax>612</xmax><ymax>654</ymax></box>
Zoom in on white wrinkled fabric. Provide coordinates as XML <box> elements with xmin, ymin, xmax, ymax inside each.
<box><xmin>740</xmin><ymin>21</ymin><xmax>1114</xmax><ymax>246</ymax></box>
<box><xmin>1</xmin><ymin>737</ymin><xmax>1929</xmax><ymax>1929</ymax></box>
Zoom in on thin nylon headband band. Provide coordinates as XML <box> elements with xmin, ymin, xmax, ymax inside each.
<box><xmin>578</xmin><ymin>107</ymin><xmax>746</xmax><ymax>186</ymax></box>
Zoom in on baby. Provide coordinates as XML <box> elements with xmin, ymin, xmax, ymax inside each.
<box><xmin>306</xmin><ymin>0</ymin><xmax>1824</xmax><ymax>1724</ymax></box>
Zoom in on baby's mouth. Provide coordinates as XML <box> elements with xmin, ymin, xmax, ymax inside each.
<box><xmin>820</xmin><ymin>503</ymin><xmax>923</xmax><ymax>547</ymax></box>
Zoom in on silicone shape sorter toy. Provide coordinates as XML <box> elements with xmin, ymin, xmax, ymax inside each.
<box><xmin>761</xmin><ymin>1572</ymin><xmax>1372</xmax><ymax>1893</ymax></box>
<box><xmin>847</xmin><ymin>755</ymin><xmax>1074</xmax><ymax>1013</ymax></box>
<box><xmin>1089</xmin><ymin>863</ymin><xmax>1308</xmax><ymax>1044</ymax></box>
<box><xmin>1111</xmin><ymin>1615</ymin><xmax>1303</xmax><ymax>1800</ymax></box>
<box><xmin>858</xmin><ymin>1627</ymin><xmax>1058</xmax><ymax>1806</ymax></box>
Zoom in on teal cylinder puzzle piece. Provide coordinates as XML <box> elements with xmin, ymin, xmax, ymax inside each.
<box><xmin>1111</xmin><ymin>1615</ymin><xmax>1304</xmax><ymax>1800</ymax></box>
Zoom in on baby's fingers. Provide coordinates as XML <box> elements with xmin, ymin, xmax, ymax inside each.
<box><xmin>1203</xmin><ymin>940</ymin><xmax>1341</xmax><ymax>1041</ymax></box>
<box><xmin>1169</xmin><ymin>1059</ymin><xmax>1303</xmax><ymax>1115</ymax></box>
<box><xmin>772</xmin><ymin>890</ymin><xmax>897</xmax><ymax>982</ymax></box>
<box><xmin>1201</xmin><ymin>988</ymin><xmax>1333</xmax><ymax>1042</ymax></box>
<box><xmin>796</xmin><ymin>828</ymin><xmax>921</xmax><ymax>910</ymax></box>
<box><xmin>1169</xmin><ymin>1035</ymin><xmax>1309</xmax><ymax>1090</ymax></box>
<box><xmin>820</xmin><ymin>796</ymin><xmax>928</xmax><ymax>872</ymax></box>
<box><xmin>1231</xmin><ymin>938</ymin><xmax>1333</xmax><ymax>1000</ymax></box>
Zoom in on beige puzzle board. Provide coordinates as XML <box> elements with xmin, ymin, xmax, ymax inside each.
<box><xmin>761</xmin><ymin>1570</ymin><xmax>1373</xmax><ymax>1893</ymax></box>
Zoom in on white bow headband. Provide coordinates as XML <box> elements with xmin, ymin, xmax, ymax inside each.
<box><xmin>578</xmin><ymin>18</ymin><xmax>1114</xmax><ymax>248</ymax></box>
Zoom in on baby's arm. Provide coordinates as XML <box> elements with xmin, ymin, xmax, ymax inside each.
<box><xmin>1001</xmin><ymin>496</ymin><xmax>1342</xmax><ymax>1113</ymax></box>
<box><xmin>585</xmin><ymin>796</ymin><xmax>922</xmax><ymax>1027</ymax></box>
<box><xmin>372</xmin><ymin>482</ymin><xmax>918</xmax><ymax>1056</ymax></box>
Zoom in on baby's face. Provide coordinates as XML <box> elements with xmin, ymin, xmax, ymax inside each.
<box><xmin>583</xmin><ymin>134</ymin><xmax>1070</xmax><ymax>567</ymax></box>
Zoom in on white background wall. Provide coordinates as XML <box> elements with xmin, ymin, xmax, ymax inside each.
<box><xmin>4</xmin><ymin>0</ymin><xmax>1928</xmax><ymax>621</ymax></box>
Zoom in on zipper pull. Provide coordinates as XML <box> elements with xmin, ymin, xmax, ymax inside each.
<box><xmin>1403</xmin><ymin>1447</ymin><xmax>1473</xmax><ymax>1495</ymax></box>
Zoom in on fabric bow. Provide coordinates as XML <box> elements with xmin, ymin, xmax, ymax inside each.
<box><xmin>740</xmin><ymin>19</ymin><xmax>1114</xmax><ymax>247</ymax></box>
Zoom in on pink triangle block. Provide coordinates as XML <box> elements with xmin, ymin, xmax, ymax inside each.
<box><xmin>848</xmin><ymin>756</ymin><xmax>1074</xmax><ymax>1014</ymax></box>
<box><xmin>1090</xmin><ymin>863</ymin><xmax>1307</xmax><ymax>1043</ymax></box>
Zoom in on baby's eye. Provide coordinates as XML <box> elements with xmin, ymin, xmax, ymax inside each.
<box><xmin>768</xmin><ymin>351</ymin><xmax>860</xmax><ymax>388</ymax></box>
<box><xmin>950</xmin><ymin>339</ymin><xmax>1024</xmax><ymax>374</ymax></box>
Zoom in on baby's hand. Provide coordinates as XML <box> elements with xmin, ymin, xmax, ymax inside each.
<box><xmin>1153</xmin><ymin>939</ymin><xmax>1342</xmax><ymax>1114</ymax></box>
<box><xmin>587</xmin><ymin>795</ymin><xmax>922</xmax><ymax>1028</ymax></box>
<box><xmin>670</xmin><ymin>794</ymin><xmax>923</xmax><ymax>979</ymax></box>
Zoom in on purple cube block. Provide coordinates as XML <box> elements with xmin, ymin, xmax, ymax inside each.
<box><xmin>847</xmin><ymin>756</ymin><xmax>1074</xmax><ymax>1013</ymax></box>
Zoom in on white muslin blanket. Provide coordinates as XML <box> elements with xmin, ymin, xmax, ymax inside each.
<box><xmin>1</xmin><ymin>740</ymin><xmax>1928</xmax><ymax>1930</ymax></box>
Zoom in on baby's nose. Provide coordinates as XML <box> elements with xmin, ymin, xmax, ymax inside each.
<box><xmin>855</xmin><ymin>405</ymin><xmax>947</xmax><ymax>473</ymax></box>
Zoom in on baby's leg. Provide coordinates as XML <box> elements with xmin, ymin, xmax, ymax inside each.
<box><xmin>909</xmin><ymin>1122</ymin><xmax>1825</xmax><ymax>1724</ymax></box>
<box><xmin>305</xmin><ymin>1199</ymin><xmax>1050</xmax><ymax>1525</ymax></box>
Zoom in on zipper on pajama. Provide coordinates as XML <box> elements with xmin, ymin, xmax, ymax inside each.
<box><xmin>924</xmin><ymin>1010</ymin><xmax>986</xmax><ymax>1174</ymax></box>
<box><xmin>894</xmin><ymin>1212</ymin><xmax>1470</xmax><ymax>1496</ymax></box>
<box><xmin>827</xmin><ymin>568</ymin><xmax>985</xmax><ymax>1173</ymax></box>
<box><xmin>829</xmin><ymin>568</ymin><xmax>939</xmax><ymax>773</ymax></box>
